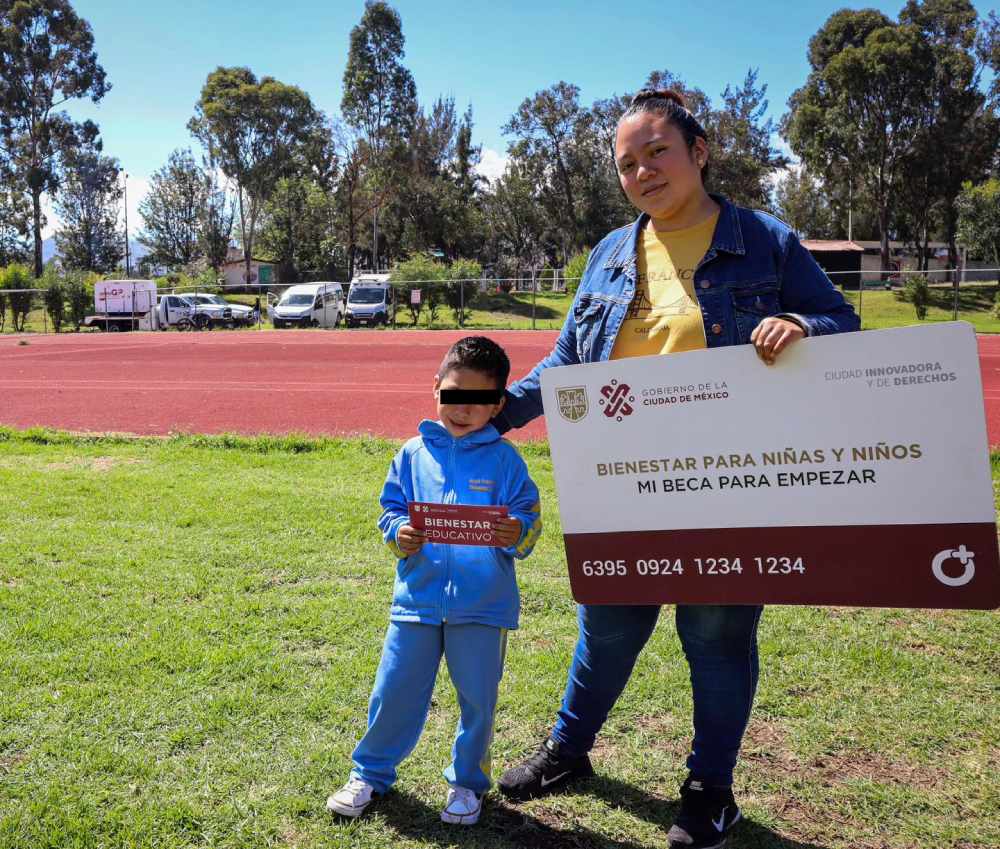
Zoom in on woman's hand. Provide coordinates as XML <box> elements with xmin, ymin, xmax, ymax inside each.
<box><xmin>750</xmin><ymin>317</ymin><xmax>805</xmax><ymax>365</ymax></box>
<box><xmin>396</xmin><ymin>524</ymin><xmax>426</xmax><ymax>555</ymax></box>
<box><xmin>493</xmin><ymin>516</ymin><xmax>522</xmax><ymax>548</ymax></box>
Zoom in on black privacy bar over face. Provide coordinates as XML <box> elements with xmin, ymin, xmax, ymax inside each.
<box><xmin>439</xmin><ymin>389</ymin><xmax>504</xmax><ymax>405</ymax></box>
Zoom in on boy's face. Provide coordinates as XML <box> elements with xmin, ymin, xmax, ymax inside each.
<box><xmin>434</xmin><ymin>367</ymin><xmax>506</xmax><ymax>439</ymax></box>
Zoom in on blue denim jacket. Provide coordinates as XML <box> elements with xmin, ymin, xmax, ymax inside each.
<box><xmin>497</xmin><ymin>196</ymin><xmax>860</xmax><ymax>432</ymax></box>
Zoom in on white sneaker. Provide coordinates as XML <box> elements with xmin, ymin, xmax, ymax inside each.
<box><xmin>440</xmin><ymin>785</ymin><xmax>482</xmax><ymax>825</ymax></box>
<box><xmin>326</xmin><ymin>777</ymin><xmax>377</xmax><ymax>818</ymax></box>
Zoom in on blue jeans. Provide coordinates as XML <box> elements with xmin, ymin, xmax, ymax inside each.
<box><xmin>551</xmin><ymin>603</ymin><xmax>763</xmax><ymax>786</ymax></box>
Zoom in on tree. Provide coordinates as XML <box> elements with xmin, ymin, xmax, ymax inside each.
<box><xmin>480</xmin><ymin>162</ymin><xmax>546</xmax><ymax>273</ymax></box>
<box><xmin>138</xmin><ymin>149</ymin><xmax>208</xmax><ymax>269</ymax></box>
<box><xmin>503</xmin><ymin>82</ymin><xmax>584</xmax><ymax>250</ymax></box>
<box><xmin>382</xmin><ymin>97</ymin><xmax>488</xmax><ymax>262</ymax></box>
<box><xmin>774</xmin><ymin>166</ymin><xmax>836</xmax><ymax>238</ymax></box>
<box><xmin>341</xmin><ymin>0</ymin><xmax>417</xmax><ymax>270</ymax></box>
<box><xmin>980</xmin><ymin>11</ymin><xmax>1000</xmax><ymax>108</ymax></box>
<box><xmin>784</xmin><ymin>11</ymin><xmax>935</xmax><ymax>275</ymax></box>
<box><xmin>258</xmin><ymin>175</ymin><xmax>337</xmax><ymax>282</ymax></box>
<box><xmin>332</xmin><ymin>121</ymin><xmax>375</xmax><ymax>281</ymax></box>
<box><xmin>258</xmin><ymin>120</ymin><xmax>338</xmax><ymax>282</ymax></box>
<box><xmin>707</xmin><ymin>69</ymin><xmax>788</xmax><ymax>208</ymax></box>
<box><xmin>957</xmin><ymin>178</ymin><xmax>1000</xmax><ymax>264</ymax></box>
<box><xmin>199</xmin><ymin>153</ymin><xmax>234</xmax><ymax>273</ymax></box>
<box><xmin>898</xmin><ymin>0</ymin><xmax>999</xmax><ymax>273</ymax></box>
<box><xmin>0</xmin><ymin>0</ymin><xmax>109</xmax><ymax>276</ymax></box>
<box><xmin>0</xmin><ymin>158</ymin><xmax>30</xmax><ymax>264</ymax></box>
<box><xmin>54</xmin><ymin>146</ymin><xmax>123</xmax><ymax>273</ymax></box>
<box><xmin>189</xmin><ymin>66</ymin><xmax>324</xmax><ymax>288</ymax></box>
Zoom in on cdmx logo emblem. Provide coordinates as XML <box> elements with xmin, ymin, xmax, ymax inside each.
<box><xmin>599</xmin><ymin>379</ymin><xmax>635</xmax><ymax>422</ymax></box>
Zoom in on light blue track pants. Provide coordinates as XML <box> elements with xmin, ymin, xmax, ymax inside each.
<box><xmin>350</xmin><ymin>621</ymin><xmax>507</xmax><ymax>794</ymax></box>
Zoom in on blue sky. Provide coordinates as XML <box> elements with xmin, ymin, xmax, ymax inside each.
<box><xmin>53</xmin><ymin>0</ymin><xmax>995</xmax><ymax>233</ymax></box>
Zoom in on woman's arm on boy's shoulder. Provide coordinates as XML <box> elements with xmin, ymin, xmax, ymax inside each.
<box><xmin>378</xmin><ymin>443</ymin><xmax>416</xmax><ymax>559</ymax></box>
<box><xmin>494</xmin><ymin>311</ymin><xmax>580</xmax><ymax>434</ymax></box>
<box><xmin>499</xmin><ymin>444</ymin><xmax>542</xmax><ymax>560</ymax></box>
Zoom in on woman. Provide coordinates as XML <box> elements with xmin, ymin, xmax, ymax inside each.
<box><xmin>493</xmin><ymin>89</ymin><xmax>859</xmax><ymax>849</ymax></box>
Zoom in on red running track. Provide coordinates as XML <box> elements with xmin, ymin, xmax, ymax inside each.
<box><xmin>0</xmin><ymin>331</ymin><xmax>557</xmax><ymax>441</ymax></box>
<box><xmin>3</xmin><ymin>330</ymin><xmax>1000</xmax><ymax>445</ymax></box>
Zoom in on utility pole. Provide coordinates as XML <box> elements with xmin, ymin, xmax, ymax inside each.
<box><xmin>847</xmin><ymin>174</ymin><xmax>853</xmax><ymax>243</ymax></box>
<box><xmin>123</xmin><ymin>170</ymin><xmax>131</xmax><ymax>277</ymax></box>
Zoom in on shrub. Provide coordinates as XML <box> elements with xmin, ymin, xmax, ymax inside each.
<box><xmin>0</xmin><ymin>264</ymin><xmax>34</xmax><ymax>331</ymax></box>
<box><xmin>65</xmin><ymin>270</ymin><xmax>98</xmax><ymax>330</ymax></box>
<box><xmin>443</xmin><ymin>259</ymin><xmax>482</xmax><ymax>326</ymax></box>
<box><xmin>993</xmin><ymin>289</ymin><xmax>1000</xmax><ymax>321</ymax></box>
<box><xmin>904</xmin><ymin>277</ymin><xmax>930</xmax><ymax>320</ymax></box>
<box><xmin>390</xmin><ymin>254</ymin><xmax>445</xmax><ymax>326</ymax></box>
<box><xmin>564</xmin><ymin>249</ymin><xmax>591</xmax><ymax>296</ymax></box>
<box><xmin>41</xmin><ymin>266</ymin><xmax>66</xmax><ymax>332</ymax></box>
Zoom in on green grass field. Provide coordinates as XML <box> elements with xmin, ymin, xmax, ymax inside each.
<box><xmin>1</xmin><ymin>429</ymin><xmax>997</xmax><ymax>849</ymax></box>
<box><xmin>845</xmin><ymin>284</ymin><xmax>1000</xmax><ymax>333</ymax></box>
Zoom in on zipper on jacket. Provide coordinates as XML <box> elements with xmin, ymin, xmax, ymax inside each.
<box><xmin>439</xmin><ymin>438</ymin><xmax>457</xmax><ymax>623</ymax></box>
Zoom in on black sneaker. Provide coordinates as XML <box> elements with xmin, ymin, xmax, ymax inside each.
<box><xmin>667</xmin><ymin>775</ymin><xmax>742</xmax><ymax>848</ymax></box>
<box><xmin>497</xmin><ymin>737</ymin><xmax>595</xmax><ymax>801</ymax></box>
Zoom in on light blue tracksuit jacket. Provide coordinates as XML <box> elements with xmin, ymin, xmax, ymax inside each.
<box><xmin>377</xmin><ymin>419</ymin><xmax>542</xmax><ymax>629</ymax></box>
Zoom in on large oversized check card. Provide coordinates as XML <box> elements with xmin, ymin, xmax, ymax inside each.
<box><xmin>540</xmin><ymin>323</ymin><xmax>999</xmax><ymax>609</ymax></box>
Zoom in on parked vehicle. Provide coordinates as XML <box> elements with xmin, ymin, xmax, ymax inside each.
<box><xmin>345</xmin><ymin>278</ymin><xmax>394</xmax><ymax>327</ymax></box>
<box><xmin>83</xmin><ymin>280</ymin><xmax>160</xmax><ymax>331</ymax></box>
<box><xmin>156</xmin><ymin>294</ymin><xmax>231</xmax><ymax>330</ymax></box>
<box><xmin>268</xmin><ymin>282</ymin><xmax>344</xmax><ymax>328</ymax></box>
<box><xmin>188</xmin><ymin>293</ymin><xmax>254</xmax><ymax>326</ymax></box>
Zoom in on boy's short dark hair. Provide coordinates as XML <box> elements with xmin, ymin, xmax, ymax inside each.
<box><xmin>438</xmin><ymin>336</ymin><xmax>511</xmax><ymax>391</ymax></box>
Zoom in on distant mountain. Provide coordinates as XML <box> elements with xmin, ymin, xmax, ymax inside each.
<box><xmin>41</xmin><ymin>236</ymin><xmax>149</xmax><ymax>267</ymax></box>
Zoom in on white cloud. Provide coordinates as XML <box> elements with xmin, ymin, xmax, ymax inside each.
<box><xmin>475</xmin><ymin>148</ymin><xmax>508</xmax><ymax>185</ymax></box>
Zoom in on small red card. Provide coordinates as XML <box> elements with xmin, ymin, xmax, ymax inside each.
<box><xmin>408</xmin><ymin>502</ymin><xmax>509</xmax><ymax>547</ymax></box>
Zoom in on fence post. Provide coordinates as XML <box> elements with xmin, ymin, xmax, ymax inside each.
<box><xmin>460</xmin><ymin>278</ymin><xmax>464</xmax><ymax>327</ymax></box>
<box><xmin>531</xmin><ymin>269</ymin><xmax>537</xmax><ymax>330</ymax></box>
<box><xmin>857</xmin><ymin>273</ymin><xmax>864</xmax><ymax>327</ymax></box>
<box><xmin>953</xmin><ymin>247</ymin><xmax>965</xmax><ymax>321</ymax></box>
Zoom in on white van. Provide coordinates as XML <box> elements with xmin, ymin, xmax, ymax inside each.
<box><xmin>346</xmin><ymin>278</ymin><xmax>395</xmax><ymax>327</ymax></box>
<box><xmin>268</xmin><ymin>282</ymin><xmax>345</xmax><ymax>329</ymax></box>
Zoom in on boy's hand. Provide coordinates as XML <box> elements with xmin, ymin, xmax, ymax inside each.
<box><xmin>493</xmin><ymin>516</ymin><xmax>522</xmax><ymax>548</ymax></box>
<box><xmin>396</xmin><ymin>524</ymin><xmax>426</xmax><ymax>555</ymax></box>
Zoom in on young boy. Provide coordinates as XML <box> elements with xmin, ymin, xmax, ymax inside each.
<box><xmin>327</xmin><ymin>336</ymin><xmax>542</xmax><ymax>825</ymax></box>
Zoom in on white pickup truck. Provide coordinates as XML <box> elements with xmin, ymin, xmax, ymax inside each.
<box><xmin>158</xmin><ymin>293</ymin><xmax>233</xmax><ymax>329</ymax></box>
<box><xmin>187</xmin><ymin>293</ymin><xmax>254</xmax><ymax>326</ymax></box>
<box><xmin>83</xmin><ymin>281</ymin><xmax>236</xmax><ymax>331</ymax></box>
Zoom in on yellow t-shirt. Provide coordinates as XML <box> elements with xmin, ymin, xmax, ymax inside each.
<box><xmin>609</xmin><ymin>213</ymin><xmax>718</xmax><ymax>360</ymax></box>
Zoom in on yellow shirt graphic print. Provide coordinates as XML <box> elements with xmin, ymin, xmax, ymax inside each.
<box><xmin>610</xmin><ymin>212</ymin><xmax>718</xmax><ymax>360</ymax></box>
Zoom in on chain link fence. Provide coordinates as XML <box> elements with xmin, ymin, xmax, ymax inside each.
<box><xmin>3</xmin><ymin>266</ymin><xmax>998</xmax><ymax>335</ymax></box>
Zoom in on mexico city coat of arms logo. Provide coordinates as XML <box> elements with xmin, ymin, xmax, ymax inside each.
<box><xmin>556</xmin><ymin>386</ymin><xmax>589</xmax><ymax>423</ymax></box>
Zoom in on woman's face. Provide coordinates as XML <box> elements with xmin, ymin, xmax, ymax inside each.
<box><xmin>615</xmin><ymin>113</ymin><xmax>708</xmax><ymax>222</ymax></box>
